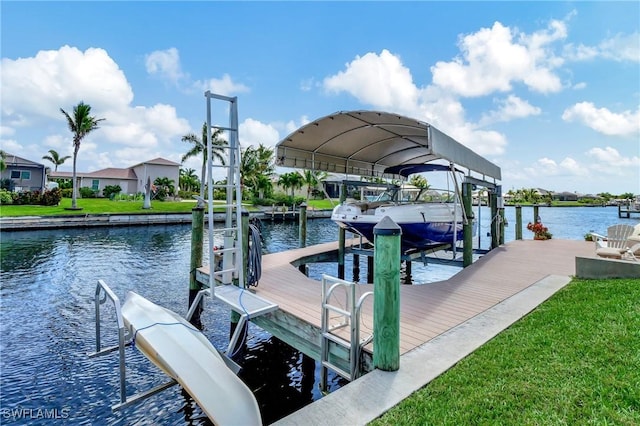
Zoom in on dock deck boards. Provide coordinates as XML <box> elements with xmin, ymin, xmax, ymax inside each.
<box><xmin>199</xmin><ymin>239</ymin><xmax>595</xmax><ymax>356</ymax></box>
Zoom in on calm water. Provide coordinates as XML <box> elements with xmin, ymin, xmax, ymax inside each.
<box><xmin>0</xmin><ymin>206</ymin><xmax>635</xmax><ymax>424</ymax></box>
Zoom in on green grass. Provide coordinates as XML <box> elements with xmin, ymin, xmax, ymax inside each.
<box><xmin>0</xmin><ymin>198</ymin><xmax>259</xmax><ymax>217</ymax></box>
<box><xmin>307</xmin><ymin>199</ymin><xmax>339</xmax><ymax>210</ymax></box>
<box><xmin>371</xmin><ymin>278</ymin><xmax>640</xmax><ymax>425</ymax></box>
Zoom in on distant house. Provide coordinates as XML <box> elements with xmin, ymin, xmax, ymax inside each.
<box><xmin>552</xmin><ymin>191</ymin><xmax>578</xmax><ymax>202</ymax></box>
<box><xmin>0</xmin><ymin>153</ymin><xmax>46</xmax><ymax>192</ymax></box>
<box><xmin>50</xmin><ymin>157</ymin><xmax>180</xmax><ymax>197</ymax></box>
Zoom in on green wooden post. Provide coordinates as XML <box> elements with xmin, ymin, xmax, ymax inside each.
<box><xmin>299</xmin><ymin>202</ymin><xmax>307</xmax><ymax>248</ymax></box>
<box><xmin>462</xmin><ymin>182</ymin><xmax>474</xmax><ymax>267</ymax></box>
<box><xmin>515</xmin><ymin>205</ymin><xmax>522</xmax><ymax>240</ymax></box>
<box><xmin>490</xmin><ymin>191</ymin><xmax>499</xmax><ymax>249</ymax></box>
<box><xmin>338</xmin><ymin>183</ymin><xmax>347</xmax><ymax>279</ymax></box>
<box><xmin>373</xmin><ymin>216</ymin><xmax>401</xmax><ymax>371</ymax></box>
<box><xmin>533</xmin><ymin>205</ymin><xmax>540</xmax><ymax>224</ymax></box>
<box><xmin>188</xmin><ymin>206</ymin><xmax>204</xmax><ymax>329</ymax></box>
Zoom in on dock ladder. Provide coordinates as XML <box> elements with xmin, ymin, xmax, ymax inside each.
<box><xmin>320</xmin><ymin>274</ymin><xmax>373</xmax><ymax>390</ymax></box>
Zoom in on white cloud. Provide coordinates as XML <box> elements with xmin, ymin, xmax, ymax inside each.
<box><xmin>193</xmin><ymin>74</ymin><xmax>250</xmax><ymax>96</ymax></box>
<box><xmin>431</xmin><ymin>20</ymin><xmax>565</xmax><ymax>97</ymax></box>
<box><xmin>564</xmin><ymin>32</ymin><xmax>640</xmax><ymax>63</ymax></box>
<box><xmin>479</xmin><ymin>95</ymin><xmax>541</xmax><ymax>126</ymax></box>
<box><xmin>0</xmin><ymin>126</ymin><xmax>15</xmax><ymax>137</ymax></box>
<box><xmin>524</xmin><ymin>156</ymin><xmax>588</xmax><ymax>178</ymax></box>
<box><xmin>599</xmin><ymin>32</ymin><xmax>640</xmax><ymax>62</ymax></box>
<box><xmin>239</xmin><ymin>118</ymin><xmax>280</xmax><ymax>148</ymax></box>
<box><xmin>1</xmin><ymin>45</ymin><xmax>192</xmax><ymax>171</ymax></box>
<box><xmin>572</xmin><ymin>82</ymin><xmax>587</xmax><ymax>90</ymax></box>
<box><xmin>586</xmin><ymin>146</ymin><xmax>640</xmax><ymax>173</ymax></box>
<box><xmin>562</xmin><ymin>102</ymin><xmax>640</xmax><ymax>136</ymax></box>
<box><xmin>145</xmin><ymin>47</ymin><xmax>185</xmax><ymax>83</ymax></box>
<box><xmin>323</xmin><ymin>49</ymin><xmax>418</xmax><ymax>112</ymax></box>
<box><xmin>1</xmin><ymin>45</ymin><xmax>133</xmax><ymax>125</ymax></box>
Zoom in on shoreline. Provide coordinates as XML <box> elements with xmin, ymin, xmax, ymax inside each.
<box><xmin>0</xmin><ymin>209</ymin><xmax>333</xmax><ymax>232</ymax></box>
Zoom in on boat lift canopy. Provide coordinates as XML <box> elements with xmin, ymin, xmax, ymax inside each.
<box><xmin>275</xmin><ymin>110</ymin><xmax>501</xmax><ymax>183</ymax></box>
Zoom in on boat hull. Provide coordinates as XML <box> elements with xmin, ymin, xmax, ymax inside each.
<box><xmin>122</xmin><ymin>292</ymin><xmax>262</xmax><ymax>425</ymax></box>
<box><xmin>331</xmin><ymin>202</ymin><xmax>467</xmax><ymax>252</ymax></box>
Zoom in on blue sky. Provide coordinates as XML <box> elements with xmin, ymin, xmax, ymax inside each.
<box><xmin>1</xmin><ymin>1</ymin><xmax>638</xmax><ymax>195</ymax></box>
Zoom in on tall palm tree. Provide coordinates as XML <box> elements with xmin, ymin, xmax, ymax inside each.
<box><xmin>299</xmin><ymin>169</ymin><xmax>328</xmax><ymax>201</ymax></box>
<box><xmin>278</xmin><ymin>171</ymin><xmax>304</xmax><ymax>198</ymax></box>
<box><xmin>240</xmin><ymin>144</ymin><xmax>275</xmax><ymax>199</ymax></box>
<box><xmin>42</xmin><ymin>149</ymin><xmax>71</xmax><ymax>172</ymax></box>
<box><xmin>60</xmin><ymin>102</ymin><xmax>105</xmax><ymax>209</ymax></box>
<box><xmin>181</xmin><ymin>122</ymin><xmax>227</xmax><ymax>198</ymax></box>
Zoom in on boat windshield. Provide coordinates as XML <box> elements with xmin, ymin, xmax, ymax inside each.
<box><xmin>373</xmin><ymin>186</ymin><xmax>456</xmax><ymax>203</ymax></box>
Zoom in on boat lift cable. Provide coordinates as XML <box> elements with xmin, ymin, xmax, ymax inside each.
<box><xmin>246</xmin><ymin>220</ymin><xmax>262</xmax><ymax>287</ymax></box>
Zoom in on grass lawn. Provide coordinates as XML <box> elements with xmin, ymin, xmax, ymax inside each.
<box><xmin>372</xmin><ymin>278</ymin><xmax>640</xmax><ymax>425</ymax></box>
<box><xmin>0</xmin><ymin>198</ymin><xmax>259</xmax><ymax>217</ymax></box>
<box><xmin>0</xmin><ymin>198</ymin><xmax>338</xmax><ymax>217</ymax></box>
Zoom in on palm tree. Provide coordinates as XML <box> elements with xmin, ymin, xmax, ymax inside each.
<box><xmin>408</xmin><ymin>174</ymin><xmax>428</xmax><ymax>189</ymax></box>
<box><xmin>42</xmin><ymin>149</ymin><xmax>71</xmax><ymax>172</ymax></box>
<box><xmin>278</xmin><ymin>171</ymin><xmax>304</xmax><ymax>198</ymax></box>
<box><xmin>181</xmin><ymin>122</ymin><xmax>227</xmax><ymax>198</ymax></box>
<box><xmin>240</xmin><ymin>144</ymin><xmax>275</xmax><ymax>199</ymax></box>
<box><xmin>179</xmin><ymin>168</ymin><xmax>200</xmax><ymax>193</ymax></box>
<box><xmin>299</xmin><ymin>169</ymin><xmax>328</xmax><ymax>201</ymax></box>
<box><xmin>60</xmin><ymin>102</ymin><xmax>105</xmax><ymax>209</ymax></box>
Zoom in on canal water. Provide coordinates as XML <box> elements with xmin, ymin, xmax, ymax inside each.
<box><xmin>0</xmin><ymin>206</ymin><xmax>635</xmax><ymax>424</ymax></box>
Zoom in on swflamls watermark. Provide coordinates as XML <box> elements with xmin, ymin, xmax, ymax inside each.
<box><xmin>1</xmin><ymin>407</ymin><xmax>71</xmax><ymax>421</ymax></box>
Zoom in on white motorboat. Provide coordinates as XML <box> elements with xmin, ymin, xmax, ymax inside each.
<box><xmin>331</xmin><ymin>164</ymin><xmax>471</xmax><ymax>253</ymax></box>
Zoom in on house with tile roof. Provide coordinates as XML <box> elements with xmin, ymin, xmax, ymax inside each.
<box><xmin>49</xmin><ymin>157</ymin><xmax>180</xmax><ymax>196</ymax></box>
<box><xmin>0</xmin><ymin>153</ymin><xmax>47</xmax><ymax>192</ymax></box>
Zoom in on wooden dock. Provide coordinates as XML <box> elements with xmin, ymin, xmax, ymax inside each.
<box><xmin>197</xmin><ymin>238</ymin><xmax>595</xmax><ymax>373</ymax></box>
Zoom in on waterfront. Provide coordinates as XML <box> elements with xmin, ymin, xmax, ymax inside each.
<box><xmin>0</xmin><ymin>206</ymin><xmax>636</xmax><ymax>424</ymax></box>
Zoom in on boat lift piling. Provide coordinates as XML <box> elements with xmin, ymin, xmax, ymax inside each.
<box><xmin>338</xmin><ymin>182</ymin><xmax>347</xmax><ymax>279</ymax></box>
<box><xmin>373</xmin><ymin>217</ymin><xmax>401</xmax><ymax>371</ymax></box>
<box><xmin>189</xmin><ymin>205</ymin><xmax>205</xmax><ymax>329</ymax></box>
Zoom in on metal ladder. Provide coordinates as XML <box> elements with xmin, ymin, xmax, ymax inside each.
<box><xmin>203</xmin><ymin>91</ymin><xmax>244</xmax><ymax>289</ymax></box>
<box><xmin>187</xmin><ymin>92</ymin><xmax>278</xmax><ymax>354</ymax></box>
<box><xmin>319</xmin><ymin>274</ymin><xmax>373</xmax><ymax>390</ymax></box>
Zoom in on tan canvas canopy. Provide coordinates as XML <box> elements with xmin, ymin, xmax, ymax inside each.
<box><xmin>275</xmin><ymin>110</ymin><xmax>501</xmax><ymax>181</ymax></box>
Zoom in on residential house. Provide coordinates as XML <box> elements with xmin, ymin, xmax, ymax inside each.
<box><xmin>50</xmin><ymin>157</ymin><xmax>180</xmax><ymax>197</ymax></box>
<box><xmin>1</xmin><ymin>153</ymin><xmax>46</xmax><ymax>192</ymax></box>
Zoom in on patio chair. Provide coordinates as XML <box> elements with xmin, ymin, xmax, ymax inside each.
<box><xmin>622</xmin><ymin>243</ymin><xmax>640</xmax><ymax>262</ymax></box>
<box><xmin>589</xmin><ymin>224</ymin><xmax>636</xmax><ymax>259</ymax></box>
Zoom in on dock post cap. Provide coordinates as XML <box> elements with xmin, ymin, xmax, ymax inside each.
<box><xmin>374</xmin><ymin>216</ymin><xmax>402</xmax><ymax>235</ymax></box>
<box><xmin>299</xmin><ymin>202</ymin><xmax>307</xmax><ymax>208</ymax></box>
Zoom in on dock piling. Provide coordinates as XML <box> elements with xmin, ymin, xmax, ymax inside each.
<box><xmin>515</xmin><ymin>205</ymin><xmax>522</xmax><ymax>240</ymax></box>
<box><xmin>299</xmin><ymin>203</ymin><xmax>307</xmax><ymax>248</ymax></box>
<box><xmin>373</xmin><ymin>216</ymin><xmax>401</xmax><ymax>371</ymax></box>
<box><xmin>338</xmin><ymin>183</ymin><xmax>347</xmax><ymax>279</ymax></box>
<box><xmin>188</xmin><ymin>206</ymin><xmax>205</xmax><ymax>329</ymax></box>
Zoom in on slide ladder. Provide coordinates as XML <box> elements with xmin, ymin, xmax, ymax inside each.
<box><xmin>319</xmin><ymin>275</ymin><xmax>373</xmax><ymax>390</ymax></box>
<box><xmin>188</xmin><ymin>92</ymin><xmax>278</xmax><ymax>354</ymax></box>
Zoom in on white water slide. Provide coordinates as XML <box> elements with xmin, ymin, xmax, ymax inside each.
<box><xmin>121</xmin><ymin>291</ymin><xmax>262</xmax><ymax>425</ymax></box>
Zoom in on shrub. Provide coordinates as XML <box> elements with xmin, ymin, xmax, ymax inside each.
<box><xmin>61</xmin><ymin>188</ymin><xmax>73</xmax><ymax>198</ymax></box>
<box><xmin>253</xmin><ymin>198</ymin><xmax>277</xmax><ymax>206</ymax></box>
<box><xmin>103</xmin><ymin>185</ymin><xmax>122</xmax><ymax>200</ymax></box>
<box><xmin>41</xmin><ymin>188</ymin><xmax>62</xmax><ymax>206</ymax></box>
<box><xmin>79</xmin><ymin>187</ymin><xmax>97</xmax><ymax>198</ymax></box>
<box><xmin>1</xmin><ymin>178</ymin><xmax>14</xmax><ymax>191</ymax></box>
<box><xmin>11</xmin><ymin>190</ymin><xmax>41</xmax><ymax>205</ymax></box>
<box><xmin>0</xmin><ymin>189</ymin><xmax>13</xmax><ymax>205</ymax></box>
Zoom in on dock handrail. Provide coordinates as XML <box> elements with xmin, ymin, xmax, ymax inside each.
<box><xmin>320</xmin><ymin>274</ymin><xmax>373</xmax><ymax>390</ymax></box>
<box><xmin>88</xmin><ymin>280</ymin><xmax>177</xmax><ymax>410</ymax></box>
<box><xmin>89</xmin><ymin>279</ymin><xmax>128</xmax><ymax>404</ymax></box>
